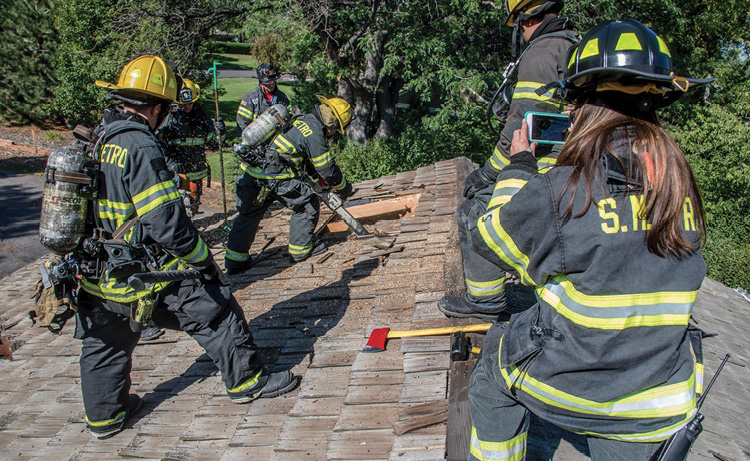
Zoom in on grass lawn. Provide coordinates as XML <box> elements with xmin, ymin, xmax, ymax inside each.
<box><xmin>202</xmin><ymin>50</ymin><xmax>297</xmax><ymax>185</ymax></box>
<box><xmin>205</xmin><ymin>53</ymin><xmax>258</xmax><ymax>71</ymax></box>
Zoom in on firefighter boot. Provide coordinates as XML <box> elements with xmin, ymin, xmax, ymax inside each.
<box><xmin>437</xmin><ymin>295</ymin><xmax>502</xmax><ymax>322</ymax></box>
<box><xmin>228</xmin><ymin>370</ymin><xmax>300</xmax><ymax>403</ymax></box>
<box><xmin>88</xmin><ymin>394</ymin><xmax>143</xmax><ymax>439</ymax></box>
<box><xmin>226</xmin><ymin>258</ymin><xmax>253</xmax><ymax>275</ymax></box>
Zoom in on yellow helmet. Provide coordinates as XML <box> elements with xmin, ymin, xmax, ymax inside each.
<box><xmin>178</xmin><ymin>78</ymin><xmax>200</xmax><ymax>104</ymax></box>
<box><xmin>317</xmin><ymin>95</ymin><xmax>352</xmax><ymax>134</ymax></box>
<box><xmin>95</xmin><ymin>55</ymin><xmax>179</xmax><ymax>103</ymax></box>
<box><xmin>505</xmin><ymin>0</ymin><xmax>562</xmax><ymax>26</ymax></box>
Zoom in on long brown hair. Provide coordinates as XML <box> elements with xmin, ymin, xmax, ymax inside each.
<box><xmin>556</xmin><ymin>101</ymin><xmax>705</xmax><ymax>257</ymax></box>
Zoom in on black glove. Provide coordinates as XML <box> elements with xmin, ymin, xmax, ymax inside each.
<box><xmin>463</xmin><ymin>167</ymin><xmax>496</xmax><ymax>199</ymax></box>
<box><xmin>335</xmin><ymin>183</ymin><xmax>354</xmax><ymax>199</ymax></box>
<box><xmin>214</xmin><ymin>117</ymin><xmax>226</xmax><ymax>136</ymax></box>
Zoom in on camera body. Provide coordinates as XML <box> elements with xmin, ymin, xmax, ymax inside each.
<box><xmin>525</xmin><ymin>111</ymin><xmax>570</xmax><ymax>145</ymax></box>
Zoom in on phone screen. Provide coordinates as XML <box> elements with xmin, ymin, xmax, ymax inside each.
<box><xmin>526</xmin><ymin>112</ymin><xmax>569</xmax><ymax>144</ymax></box>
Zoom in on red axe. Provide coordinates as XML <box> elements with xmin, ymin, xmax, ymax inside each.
<box><xmin>363</xmin><ymin>323</ymin><xmax>493</xmax><ymax>352</ymax></box>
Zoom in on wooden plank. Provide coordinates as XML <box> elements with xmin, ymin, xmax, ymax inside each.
<box><xmin>400</xmin><ymin>370</ymin><xmax>447</xmax><ymax>403</ymax></box>
<box><xmin>394</xmin><ymin>401</ymin><xmax>448</xmax><ymax>436</ymax></box>
<box><xmin>326</xmin><ymin>429</ymin><xmax>395</xmax><ymax>460</ymax></box>
<box><xmin>390</xmin><ymin>433</ymin><xmax>446</xmax><ymax>460</ymax></box>
<box><xmin>403</xmin><ymin>352</ymin><xmax>450</xmax><ymax>373</ymax></box>
<box><xmin>445</xmin><ymin>360</ymin><xmax>472</xmax><ymax>461</ymax></box>
<box><xmin>333</xmin><ymin>403</ymin><xmax>399</xmax><ymax>432</ymax></box>
<box><xmin>325</xmin><ymin>194</ymin><xmax>421</xmax><ymax>233</ymax></box>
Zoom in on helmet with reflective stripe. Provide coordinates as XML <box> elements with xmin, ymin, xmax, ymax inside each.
<box><xmin>179</xmin><ymin>78</ymin><xmax>200</xmax><ymax>104</ymax></box>
<box><xmin>506</xmin><ymin>0</ymin><xmax>562</xmax><ymax>27</ymax></box>
<box><xmin>317</xmin><ymin>96</ymin><xmax>352</xmax><ymax>134</ymax></box>
<box><xmin>561</xmin><ymin>19</ymin><xmax>713</xmax><ymax>108</ymax></box>
<box><xmin>257</xmin><ymin>63</ymin><xmax>280</xmax><ymax>84</ymax></box>
<box><xmin>95</xmin><ymin>55</ymin><xmax>179</xmax><ymax>104</ymax></box>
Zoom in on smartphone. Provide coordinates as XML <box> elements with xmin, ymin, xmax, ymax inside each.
<box><xmin>525</xmin><ymin>111</ymin><xmax>570</xmax><ymax>145</ymax></box>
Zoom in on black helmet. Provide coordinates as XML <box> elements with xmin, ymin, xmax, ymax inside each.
<box><xmin>561</xmin><ymin>19</ymin><xmax>712</xmax><ymax>109</ymax></box>
<box><xmin>257</xmin><ymin>63</ymin><xmax>280</xmax><ymax>84</ymax></box>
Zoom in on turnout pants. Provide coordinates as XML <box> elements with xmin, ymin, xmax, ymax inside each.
<box><xmin>458</xmin><ymin>185</ymin><xmax>507</xmax><ymax>311</ymax></box>
<box><xmin>75</xmin><ymin>279</ymin><xmax>264</xmax><ymax>428</ymax></box>
<box><xmin>468</xmin><ymin>323</ymin><xmax>661</xmax><ymax>461</ymax></box>
<box><xmin>225</xmin><ymin>173</ymin><xmax>320</xmax><ymax>268</ymax></box>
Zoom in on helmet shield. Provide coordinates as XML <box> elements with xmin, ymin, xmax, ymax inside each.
<box><xmin>179</xmin><ymin>78</ymin><xmax>200</xmax><ymax>104</ymax></box>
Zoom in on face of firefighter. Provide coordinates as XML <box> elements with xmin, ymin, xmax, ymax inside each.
<box><xmin>182</xmin><ymin>103</ymin><xmax>194</xmax><ymax>113</ymax></box>
<box><xmin>521</xmin><ymin>15</ymin><xmax>543</xmax><ymax>41</ymax></box>
<box><xmin>260</xmin><ymin>81</ymin><xmax>276</xmax><ymax>94</ymax></box>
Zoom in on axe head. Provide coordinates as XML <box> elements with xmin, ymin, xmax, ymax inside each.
<box><xmin>362</xmin><ymin>327</ymin><xmax>391</xmax><ymax>353</ymax></box>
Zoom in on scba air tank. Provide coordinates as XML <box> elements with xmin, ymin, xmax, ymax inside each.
<box><xmin>241</xmin><ymin>104</ymin><xmax>291</xmax><ymax>147</ymax></box>
<box><xmin>39</xmin><ymin>146</ymin><xmax>91</xmax><ymax>255</ymax></box>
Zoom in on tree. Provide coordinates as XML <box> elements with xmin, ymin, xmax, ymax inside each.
<box><xmin>52</xmin><ymin>0</ymin><xmax>264</xmax><ymax>126</ymax></box>
<box><xmin>0</xmin><ymin>0</ymin><xmax>58</xmax><ymax>125</ymax></box>
<box><xmin>286</xmin><ymin>0</ymin><xmax>504</xmax><ymax>144</ymax></box>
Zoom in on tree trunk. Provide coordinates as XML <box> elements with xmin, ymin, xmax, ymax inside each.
<box><xmin>374</xmin><ymin>74</ymin><xmax>404</xmax><ymax>138</ymax></box>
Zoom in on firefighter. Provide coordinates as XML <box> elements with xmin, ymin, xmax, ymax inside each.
<box><xmin>467</xmin><ymin>19</ymin><xmax>712</xmax><ymax>459</ymax></box>
<box><xmin>158</xmin><ymin>78</ymin><xmax>225</xmax><ymax>218</ymax></box>
<box><xmin>235</xmin><ymin>63</ymin><xmax>293</xmax><ymax>137</ymax></box>
<box><xmin>438</xmin><ymin>0</ymin><xmax>578</xmax><ymax>320</ymax></box>
<box><xmin>77</xmin><ymin>56</ymin><xmax>297</xmax><ymax>439</ymax></box>
<box><xmin>224</xmin><ymin>96</ymin><xmax>354</xmax><ymax>274</ymax></box>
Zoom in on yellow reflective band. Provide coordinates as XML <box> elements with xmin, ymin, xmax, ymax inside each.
<box><xmin>615</xmin><ymin>32</ymin><xmax>643</xmax><ymax>51</ymax></box>
<box><xmin>227</xmin><ymin>369</ymin><xmax>263</xmax><ymax>393</ymax></box>
<box><xmin>133</xmin><ymin>181</ymin><xmax>180</xmax><ymax>216</ymax></box>
<box><xmin>225</xmin><ymin>247</ymin><xmax>250</xmax><ymax>262</ymax></box>
<box><xmin>273</xmin><ymin>135</ymin><xmax>296</xmax><ymax>154</ymax></box>
<box><xmin>80</xmin><ymin>258</ymin><xmax>185</xmax><ymax>302</ymax></box>
<box><xmin>580</xmin><ymin>38</ymin><xmax>600</xmax><ymax>60</ymax></box>
<box><xmin>488</xmin><ymin>178</ymin><xmax>527</xmax><ymax>210</ymax></box>
<box><xmin>466</xmin><ymin>277</ymin><xmax>506</xmax><ymax>297</ymax></box>
<box><xmin>175</xmin><ymin>137</ymin><xmax>205</xmax><ymax>146</ymax></box>
<box><xmin>239</xmin><ymin>161</ymin><xmax>295</xmax><ymax>179</ymax></box>
<box><xmin>657</xmin><ymin>36</ymin><xmax>672</xmax><ymax>57</ymax></box>
<box><xmin>575</xmin><ymin>410</ymin><xmax>696</xmax><ymax>442</ymax></box>
<box><xmin>186</xmin><ymin>170</ymin><xmax>208</xmax><ymax>181</ymax></box>
<box><xmin>537</xmin><ymin>276</ymin><xmax>696</xmax><ymax>330</ymax></box>
<box><xmin>181</xmin><ymin>237</ymin><xmax>209</xmax><ymax>265</ymax></box>
<box><xmin>537</xmin><ymin>156</ymin><xmax>557</xmax><ymax>171</ymax></box>
<box><xmin>695</xmin><ymin>363</ymin><xmax>704</xmax><ymax>395</ymax></box>
<box><xmin>470</xmin><ymin>426</ymin><xmax>526</xmax><ymax>461</ymax></box>
<box><xmin>476</xmin><ymin>208</ymin><xmax>537</xmax><ymax>286</ymax></box>
<box><xmin>288</xmin><ymin>242</ymin><xmax>312</xmax><ymax>255</ymax></box>
<box><xmin>332</xmin><ymin>178</ymin><xmax>347</xmax><ymax>190</ymax></box>
<box><xmin>237</xmin><ymin>106</ymin><xmax>254</xmax><ymax>119</ymax></box>
<box><xmin>86</xmin><ymin>410</ymin><xmax>126</xmax><ymax>427</ymax></box>
<box><xmin>568</xmin><ymin>51</ymin><xmax>577</xmax><ymax>69</ymax></box>
<box><xmin>498</xmin><ymin>337</ymin><xmax>698</xmax><ymax>422</ymax></box>
<box><xmin>489</xmin><ymin>147</ymin><xmax>510</xmax><ymax>171</ymax></box>
<box><xmin>311</xmin><ymin>151</ymin><xmax>333</xmax><ymax>168</ymax></box>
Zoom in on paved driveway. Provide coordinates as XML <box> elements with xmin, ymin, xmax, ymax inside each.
<box><xmin>0</xmin><ymin>169</ymin><xmax>47</xmax><ymax>279</ymax></box>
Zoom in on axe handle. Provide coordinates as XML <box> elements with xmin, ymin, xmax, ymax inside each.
<box><xmin>388</xmin><ymin>323</ymin><xmax>493</xmax><ymax>339</ymax></box>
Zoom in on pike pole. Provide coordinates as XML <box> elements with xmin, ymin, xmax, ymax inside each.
<box><xmin>208</xmin><ymin>62</ymin><xmax>229</xmax><ymax>227</ymax></box>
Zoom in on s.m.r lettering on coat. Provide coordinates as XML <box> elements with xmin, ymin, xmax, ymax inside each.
<box><xmin>100</xmin><ymin>143</ymin><xmax>128</xmax><ymax>168</ymax></box>
<box><xmin>597</xmin><ymin>195</ymin><xmax>697</xmax><ymax>234</ymax></box>
<box><xmin>293</xmin><ymin>120</ymin><xmax>313</xmax><ymax>137</ymax></box>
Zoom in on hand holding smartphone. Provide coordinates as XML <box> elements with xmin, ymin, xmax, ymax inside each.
<box><xmin>524</xmin><ymin>111</ymin><xmax>570</xmax><ymax>145</ymax></box>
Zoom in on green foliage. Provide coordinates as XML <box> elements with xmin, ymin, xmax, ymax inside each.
<box><xmin>208</xmin><ymin>41</ymin><xmax>253</xmax><ymax>55</ymax></box>
<box><xmin>0</xmin><ymin>0</ymin><xmax>58</xmax><ymax>125</ymax></box>
<box><xmin>673</xmin><ymin>103</ymin><xmax>750</xmax><ymax>287</ymax></box>
<box><xmin>334</xmin><ymin>103</ymin><xmax>495</xmax><ymax>183</ymax></box>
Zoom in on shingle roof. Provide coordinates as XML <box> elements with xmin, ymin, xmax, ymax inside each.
<box><xmin>0</xmin><ymin>157</ymin><xmax>748</xmax><ymax>460</ymax></box>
